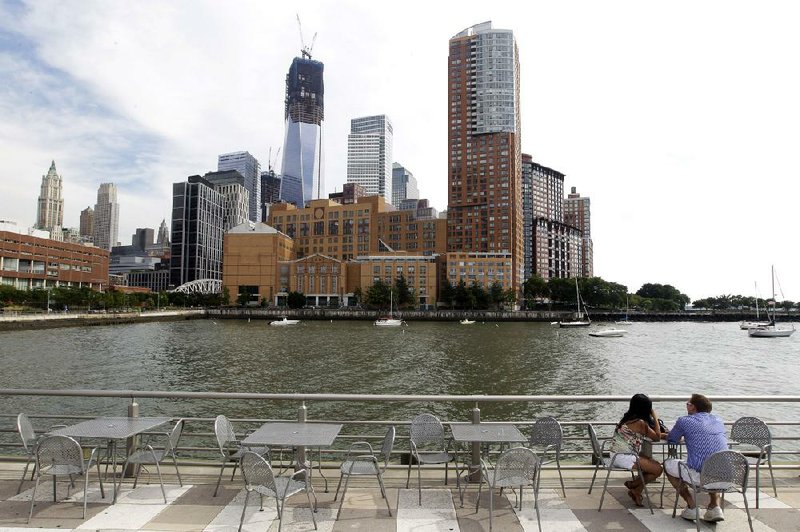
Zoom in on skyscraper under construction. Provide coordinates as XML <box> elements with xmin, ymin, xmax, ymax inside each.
<box><xmin>280</xmin><ymin>54</ymin><xmax>324</xmax><ymax>208</ymax></box>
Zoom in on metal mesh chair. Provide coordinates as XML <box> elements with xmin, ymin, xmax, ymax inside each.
<box><xmin>405</xmin><ymin>413</ymin><xmax>458</xmax><ymax>505</ymax></box>
<box><xmin>16</xmin><ymin>413</ymin><xmax>37</xmax><ymax>494</ymax></box>
<box><xmin>121</xmin><ymin>419</ymin><xmax>184</xmax><ymax>503</ymax></box>
<box><xmin>334</xmin><ymin>425</ymin><xmax>395</xmax><ymax>517</ymax></box>
<box><xmin>528</xmin><ymin>416</ymin><xmax>566</xmax><ymax>496</ymax></box>
<box><xmin>27</xmin><ymin>435</ymin><xmax>104</xmax><ymax>523</ymax></box>
<box><xmin>586</xmin><ymin>424</ymin><xmax>654</xmax><ymax>514</ymax></box>
<box><xmin>731</xmin><ymin>416</ymin><xmax>776</xmax><ymax>508</ymax></box>
<box><xmin>476</xmin><ymin>446</ymin><xmax>541</xmax><ymax>531</ymax></box>
<box><xmin>213</xmin><ymin>415</ymin><xmax>269</xmax><ymax>497</ymax></box>
<box><xmin>671</xmin><ymin>450</ymin><xmax>754</xmax><ymax>532</ymax></box>
<box><xmin>238</xmin><ymin>451</ymin><xmax>317</xmax><ymax>532</ymax></box>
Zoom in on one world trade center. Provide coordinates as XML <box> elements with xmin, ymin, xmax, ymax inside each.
<box><xmin>280</xmin><ymin>55</ymin><xmax>324</xmax><ymax>207</ymax></box>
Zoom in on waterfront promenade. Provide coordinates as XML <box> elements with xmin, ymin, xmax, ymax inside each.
<box><xmin>2</xmin><ymin>460</ymin><xmax>800</xmax><ymax>531</ymax></box>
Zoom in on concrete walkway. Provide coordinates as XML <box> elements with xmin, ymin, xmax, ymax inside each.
<box><xmin>1</xmin><ymin>463</ymin><xmax>799</xmax><ymax>531</ymax></box>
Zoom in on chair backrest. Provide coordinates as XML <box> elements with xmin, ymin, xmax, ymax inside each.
<box><xmin>493</xmin><ymin>446</ymin><xmax>539</xmax><ymax>486</ymax></box>
<box><xmin>240</xmin><ymin>451</ymin><xmax>278</xmax><ymax>492</ymax></box>
<box><xmin>167</xmin><ymin>419</ymin><xmax>185</xmax><ymax>454</ymax></box>
<box><xmin>214</xmin><ymin>415</ymin><xmax>237</xmax><ymax>454</ymax></box>
<box><xmin>410</xmin><ymin>413</ymin><xmax>446</xmax><ymax>449</ymax></box>
<box><xmin>731</xmin><ymin>417</ymin><xmax>771</xmax><ymax>454</ymax></box>
<box><xmin>17</xmin><ymin>413</ymin><xmax>36</xmax><ymax>451</ymax></box>
<box><xmin>700</xmin><ymin>450</ymin><xmax>749</xmax><ymax>492</ymax></box>
<box><xmin>379</xmin><ymin>426</ymin><xmax>396</xmax><ymax>468</ymax></box>
<box><xmin>587</xmin><ymin>424</ymin><xmax>602</xmax><ymax>459</ymax></box>
<box><xmin>530</xmin><ymin>416</ymin><xmax>563</xmax><ymax>449</ymax></box>
<box><xmin>36</xmin><ymin>435</ymin><xmax>84</xmax><ymax>473</ymax></box>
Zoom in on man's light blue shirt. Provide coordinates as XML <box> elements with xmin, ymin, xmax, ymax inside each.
<box><xmin>667</xmin><ymin>412</ymin><xmax>728</xmax><ymax>472</ymax></box>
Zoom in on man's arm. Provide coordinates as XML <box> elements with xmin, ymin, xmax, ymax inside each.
<box><xmin>666</xmin><ymin>416</ymin><xmax>685</xmax><ymax>443</ymax></box>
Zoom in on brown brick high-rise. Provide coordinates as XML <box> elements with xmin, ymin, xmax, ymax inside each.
<box><xmin>447</xmin><ymin>22</ymin><xmax>523</xmax><ymax>295</ymax></box>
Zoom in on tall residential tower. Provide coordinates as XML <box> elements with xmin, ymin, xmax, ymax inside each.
<box><xmin>35</xmin><ymin>160</ymin><xmax>64</xmax><ymax>234</ymax></box>
<box><xmin>280</xmin><ymin>55</ymin><xmax>324</xmax><ymax>207</ymax></box>
<box><xmin>346</xmin><ymin>115</ymin><xmax>393</xmax><ymax>203</ymax></box>
<box><xmin>217</xmin><ymin>151</ymin><xmax>260</xmax><ymax>222</ymax></box>
<box><xmin>447</xmin><ymin>22</ymin><xmax>523</xmax><ymax>294</ymax></box>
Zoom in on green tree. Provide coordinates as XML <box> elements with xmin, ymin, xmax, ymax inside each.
<box><xmin>454</xmin><ymin>280</ymin><xmax>470</xmax><ymax>309</ymax></box>
<box><xmin>469</xmin><ymin>282</ymin><xmax>488</xmax><ymax>309</ymax></box>
<box><xmin>221</xmin><ymin>287</ymin><xmax>231</xmax><ymax>306</ymax></box>
<box><xmin>287</xmin><ymin>291</ymin><xmax>305</xmax><ymax>309</ymax></box>
<box><xmin>394</xmin><ymin>275</ymin><xmax>413</xmax><ymax>308</ymax></box>
<box><xmin>488</xmin><ymin>281</ymin><xmax>504</xmax><ymax>309</ymax></box>
<box><xmin>353</xmin><ymin>286</ymin><xmax>363</xmax><ymax>306</ymax></box>
<box><xmin>547</xmin><ymin>277</ymin><xmax>576</xmax><ymax>305</ymax></box>
<box><xmin>439</xmin><ymin>281</ymin><xmax>455</xmax><ymax>308</ymax></box>
<box><xmin>366</xmin><ymin>280</ymin><xmax>391</xmax><ymax>308</ymax></box>
<box><xmin>522</xmin><ymin>276</ymin><xmax>548</xmax><ymax>307</ymax></box>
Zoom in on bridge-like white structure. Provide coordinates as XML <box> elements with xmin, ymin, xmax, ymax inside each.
<box><xmin>171</xmin><ymin>279</ymin><xmax>222</xmax><ymax>294</ymax></box>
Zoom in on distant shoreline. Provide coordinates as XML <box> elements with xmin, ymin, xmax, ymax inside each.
<box><xmin>2</xmin><ymin>307</ymin><xmax>796</xmax><ymax>331</ymax></box>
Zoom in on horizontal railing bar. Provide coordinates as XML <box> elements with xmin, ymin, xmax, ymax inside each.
<box><xmin>3</xmin><ymin>388</ymin><xmax>800</xmax><ymax>402</ymax></box>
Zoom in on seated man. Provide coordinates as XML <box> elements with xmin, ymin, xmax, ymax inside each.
<box><xmin>665</xmin><ymin>393</ymin><xmax>728</xmax><ymax>522</ymax></box>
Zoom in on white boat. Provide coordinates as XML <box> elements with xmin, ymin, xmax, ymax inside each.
<box><xmin>740</xmin><ymin>281</ymin><xmax>770</xmax><ymax>329</ymax></box>
<box><xmin>559</xmin><ymin>278</ymin><xmax>591</xmax><ymax>328</ymax></box>
<box><xmin>460</xmin><ymin>319</ymin><xmax>476</xmax><ymax>325</ymax></box>
<box><xmin>374</xmin><ymin>291</ymin><xmax>404</xmax><ymax>327</ymax></box>
<box><xmin>589</xmin><ymin>328</ymin><xmax>628</xmax><ymax>337</ymax></box>
<box><xmin>270</xmin><ymin>316</ymin><xmax>300</xmax><ymax>326</ymax></box>
<box><xmin>748</xmin><ymin>266</ymin><xmax>795</xmax><ymax>338</ymax></box>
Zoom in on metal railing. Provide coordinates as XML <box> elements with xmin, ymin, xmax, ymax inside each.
<box><xmin>1</xmin><ymin>389</ymin><xmax>799</xmax><ymax>471</ymax></box>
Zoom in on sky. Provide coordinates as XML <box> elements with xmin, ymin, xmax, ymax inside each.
<box><xmin>1</xmin><ymin>0</ymin><xmax>799</xmax><ymax>302</ymax></box>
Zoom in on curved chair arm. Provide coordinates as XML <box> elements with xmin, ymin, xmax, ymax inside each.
<box><xmin>409</xmin><ymin>440</ymin><xmax>419</xmax><ymax>457</ymax></box>
<box><xmin>344</xmin><ymin>441</ymin><xmax>375</xmax><ymax>460</ymax></box>
<box><xmin>285</xmin><ymin>467</ymin><xmax>312</xmax><ymax>498</ymax></box>
<box><xmin>84</xmin><ymin>446</ymin><xmax>102</xmax><ymax>470</ymax></box>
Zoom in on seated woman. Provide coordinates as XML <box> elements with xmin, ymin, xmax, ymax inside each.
<box><xmin>610</xmin><ymin>393</ymin><xmax>664</xmax><ymax>507</ymax></box>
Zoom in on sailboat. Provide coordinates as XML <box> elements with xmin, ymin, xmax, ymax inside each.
<box><xmin>739</xmin><ymin>282</ymin><xmax>770</xmax><ymax>330</ymax></box>
<box><xmin>748</xmin><ymin>266</ymin><xmax>795</xmax><ymax>338</ymax></box>
<box><xmin>616</xmin><ymin>295</ymin><xmax>633</xmax><ymax>325</ymax></box>
<box><xmin>559</xmin><ymin>278</ymin><xmax>591</xmax><ymax>328</ymax></box>
<box><xmin>374</xmin><ymin>290</ymin><xmax>404</xmax><ymax>327</ymax></box>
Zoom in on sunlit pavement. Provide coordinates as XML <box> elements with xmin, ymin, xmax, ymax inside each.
<box><xmin>2</xmin><ymin>463</ymin><xmax>800</xmax><ymax>531</ymax></box>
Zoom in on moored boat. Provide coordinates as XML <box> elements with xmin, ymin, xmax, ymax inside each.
<box><xmin>747</xmin><ymin>266</ymin><xmax>795</xmax><ymax>338</ymax></box>
<box><xmin>459</xmin><ymin>319</ymin><xmax>476</xmax><ymax>325</ymax></box>
<box><xmin>270</xmin><ymin>316</ymin><xmax>300</xmax><ymax>326</ymax></box>
<box><xmin>559</xmin><ymin>278</ymin><xmax>591</xmax><ymax>328</ymax></box>
<box><xmin>589</xmin><ymin>328</ymin><xmax>628</xmax><ymax>337</ymax></box>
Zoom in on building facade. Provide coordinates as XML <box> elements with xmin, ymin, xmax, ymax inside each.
<box><xmin>346</xmin><ymin>115</ymin><xmax>393</xmax><ymax>203</ymax></box>
<box><xmin>35</xmin><ymin>161</ymin><xmax>64</xmax><ymax>234</ymax></box>
<box><xmin>222</xmin><ymin>222</ymin><xmax>294</xmax><ymax>305</ymax></box>
<box><xmin>79</xmin><ymin>206</ymin><xmax>94</xmax><ymax>240</ymax></box>
<box><xmin>447</xmin><ymin>22</ymin><xmax>523</xmax><ymax>295</ymax></box>
<box><xmin>217</xmin><ymin>151</ymin><xmax>261</xmax><ymax>222</ymax></box>
<box><xmin>260</xmin><ymin>169</ymin><xmax>282</xmax><ymax>222</ymax></box>
<box><xmin>564</xmin><ymin>186</ymin><xmax>593</xmax><ymax>277</ymax></box>
<box><xmin>203</xmin><ymin>170</ymin><xmax>251</xmax><ymax>231</ymax></box>
<box><xmin>170</xmin><ymin>176</ymin><xmax>225</xmax><ymax>287</ymax></box>
<box><xmin>392</xmin><ymin>163</ymin><xmax>419</xmax><ymax>208</ymax></box>
<box><xmin>328</xmin><ymin>183</ymin><xmax>367</xmax><ymax>205</ymax></box>
<box><xmin>92</xmin><ymin>183</ymin><xmax>120</xmax><ymax>251</ymax></box>
<box><xmin>280</xmin><ymin>56</ymin><xmax>325</xmax><ymax>207</ymax></box>
<box><xmin>0</xmin><ymin>230</ymin><xmax>108</xmax><ymax>290</ymax></box>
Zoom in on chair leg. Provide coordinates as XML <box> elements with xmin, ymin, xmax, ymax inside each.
<box><xmin>588</xmin><ymin>463</ymin><xmax>600</xmax><ymax>494</ymax></box>
<box><xmin>95</xmin><ymin>455</ymin><xmax>105</xmax><ymax>499</ymax></box>
<box><xmin>213</xmin><ymin>461</ymin><xmax>226</xmax><ymax>497</ymax></box>
<box><xmin>18</xmin><ymin>456</ymin><xmax>33</xmax><ymax>494</ymax></box>
<box><xmin>172</xmin><ymin>454</ymin><xmax>183</xmax><ymax>486</ymax></box>
<box><xmin>306</xmin><ymin>487</ymin><xmax>318</xmax><ymax>530</ymax></box>
<box><xmin>475</xmin><ymin>473</ymin><xmax>483</xmax><ymax>513</ymax></box>
<box><xmin>153</xmin><ymin>457</ymin><xmax>166</xmax><ymax>503</ymax></box>
<box><xmin>742</xmin><ymin>488</ymin><xmax>754</xmax><ymax>532</ymax></box>
<box><xmin>405</xmin><ymin>457</ymin><xmax>412</xmax><ymax>489</ymax></box>
<box><xmin>378</xmin><ymin>473</ymin><xmax>392</xmax><ymax>516</ymax></box>
<box><xmin>333</xmin><ymin>471</ymin><xmax>344</xmax><ymax>502</ymax></box>
<box><xmin>27</xmin><ymin>472</ymin><xmax>41</xmax><ymax>523</ymax></box>
<box><xmin>768</xmin><ymin>456</ymin><xmax>778</xmax><ymax>497</ymax></box>
<box><xmin>488</xmin><ymin>482</ymin><xmax>494</xmax><ymax>532</ymax></box>
<box><xmin>755</xmin><ymin>462</ymin><xmax>761</xmax><ymax>508</ymax></box>
<box><xmin>533</xmin><ymin>477</ymin><xmax>542</xmax><ymax>531</ymax></box>
<box><xmin>82</xmin><ymin>470</ymin><xmax>90</xmax><ymax>519</ymax></box>
<box><xmin>639</xmin><ymin>469</ymin><xmax>654</xmax><ymax>515</ymax></box>
<box><xmin>556</xmin><ymin>457</ymin><xmax>566</xmax><ymax>498</ymax></box>
<box><xmin>336</xmin><ymin>473</ymin><xmax>350</xmax><ymax>518</ymax></box>
<box><xmin>238</xmin><ymin>489</ymin><xmax>249</xmax><ymax>532</ymax></box>
<box><xmin>417</xmin><ymin>462</ymin><xmax>422</xmax><ymax>506</ymax></box>
<box><xmin>230</xmin><ymin>461</ymin><xmax>238</xmax><ymax>481</ymax></box>
<box><xmin>598</xmin><ymin>468</ymin><xmax>613</xmax><ymax>511</ymax></box>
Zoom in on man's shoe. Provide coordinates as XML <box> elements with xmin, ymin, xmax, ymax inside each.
<box><xmin>702</xmin><ymin>506</ymin><xmax>725</xmax><ymax>522</ymax></box>
<box><xmin>681</xmin><ymin>507</ymin><xmax>698</xmax><ymax>521</ymax></box>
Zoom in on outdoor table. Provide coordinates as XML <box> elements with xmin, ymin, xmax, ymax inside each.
<box><xmin>49</xmin><ymin>416</ymin><xmax>172</xmax><ymax>503</ymax></box>
<box><xmin>241</xmin><ymin>422</ymin><xmax>343</xmax><ymax>492</ymax></box>
<box><xmin>450</xmin><ymin>423</ymin><xmax>527</xmax><ymax>505</ymax></box>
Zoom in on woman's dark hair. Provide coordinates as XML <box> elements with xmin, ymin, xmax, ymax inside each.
<box><xmin>617</xmin><ymin>393</ymin><xmax>652</xmax><ymax>427</ymax></box>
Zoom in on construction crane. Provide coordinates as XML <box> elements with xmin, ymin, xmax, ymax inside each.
<box><xmin>296</xmin><ymin>14</ymin><xmax>317</xmax><ymax>59</ymax></box>
<box><xmin>267</xmin><ymin>147</ymin><xmax>281</xmax><ymax>174</ymax></box>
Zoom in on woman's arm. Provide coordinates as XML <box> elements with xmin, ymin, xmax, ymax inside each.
<box><xmin>648</xmin><ymin>409</ymin><xmax>663</xmax><ymax>441</ymax></box>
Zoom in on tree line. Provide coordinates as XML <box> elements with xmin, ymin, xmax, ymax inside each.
<box><xmin>691</xmin><ymin>294</ymin><xmax>796</xmax><ymax>311</ymax></box>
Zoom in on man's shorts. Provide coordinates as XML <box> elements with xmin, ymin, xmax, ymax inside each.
<box><xmin>664</xmin><ymin>458</ymin><xmax>701</xmax><ymax>486</ymax></box>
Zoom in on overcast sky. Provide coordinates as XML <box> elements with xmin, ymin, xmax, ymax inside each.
<box><xmin>1</xmin><ymin>0</ymin><xmax>799</xmax><ymax>302</ymax></box>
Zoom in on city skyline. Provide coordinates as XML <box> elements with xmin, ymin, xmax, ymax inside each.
<box><xmin>1</xmin><ymin>1</ymin><xmax>799</xmax><ymax>300</ymax></box>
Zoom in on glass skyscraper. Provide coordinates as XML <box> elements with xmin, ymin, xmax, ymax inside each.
<box><xmin>346</xmin><ymin>115</ymin><xmax>393</xmax><ymax>204</ymax></box>
<box><xmin>280</xmin><ymin>56</ymin><xmax>324</xmax><ymax>208</ymax></box>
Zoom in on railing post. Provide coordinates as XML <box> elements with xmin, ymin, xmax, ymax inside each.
<box><xmin>296</xmin><ymin>401</ymin><xmax>307</xmax><ymax>472</ymax></box>
<box><xmin>125</xmin><ymin>397</ymin><xmax>139</xmax><ymax>477</ymax></box>
<box><xmin>470</xmin><ymin>402</ymin><xmax>481</xmax><ymax>481</ymax></box>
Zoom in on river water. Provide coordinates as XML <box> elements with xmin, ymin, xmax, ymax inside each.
<box><xmin>1</xmin><ymin>319</ymin><xmax>797</xmax><ymax>430</ymax></box>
